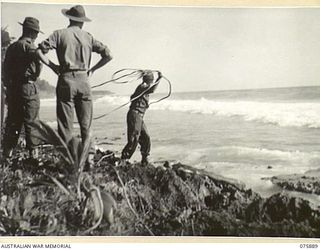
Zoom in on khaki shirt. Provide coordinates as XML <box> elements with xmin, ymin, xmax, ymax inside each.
<box><xmin>39</xmin><ymin>26</ymin><xmax>111</xmax><ymax>73</ymax></box>
<box><xmin>3</xmin><ymin>36</ymin><xmax>42</xmax><ymax>86</ymax></box>
<box><xmin>130</xmin><ymin>83</ymin><xmax>157</xmax><ymax>114</ymax></box>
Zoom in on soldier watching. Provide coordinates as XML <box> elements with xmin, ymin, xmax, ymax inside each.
<box><xmin>36</xmin><ymin>5</ymin><xmax>112</xmax><ymax>168</ymax></box>
<box><xmin>2</xmin><ymin>17</ymin><xmax>43</xmax><ymax>159</ymax></box>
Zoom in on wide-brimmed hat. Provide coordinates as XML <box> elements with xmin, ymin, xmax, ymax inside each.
<box><xmin>18</xmin><ymin>17</ymin><xmax>43</xmax><ymax>34</ymax></box>
<box><xmin>61</xmin><ymin>5</ymin><xmax>91</xmax><ymax>22</ymax></box>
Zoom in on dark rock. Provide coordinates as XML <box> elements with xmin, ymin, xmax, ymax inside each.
<box><xmin>163</xmin><ymin>161</ymin><xmax>171</xmax><ymax>169</ymax></box>
<box><xmin>261</xmin><ymin>193</ymin><xmax>314</xmax><ymax>223</ymax></box>
<box><xmin>270</xmin><ymin>175</ymin><xmax>320</xmax><ymax>195</ymax></box>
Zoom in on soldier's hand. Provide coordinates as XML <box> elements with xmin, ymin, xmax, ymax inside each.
<box><xmin>141</xmin><ymin>82</ymin><xmax>148</xmax><ymax>88</ymax></box>
<box><xmin>49</xmin><ymin>62</ymin><xmax>60</xmax><ymax>76</ymax></box>
<box><xmin>156</xmin><ymin>71</ymin><xmax>162</xmax><ymax>82</ymax></box>
<box><xmin>52</xmin><ymin>65</ymin><xmax>60</xmax><ymax>75</ymax></box>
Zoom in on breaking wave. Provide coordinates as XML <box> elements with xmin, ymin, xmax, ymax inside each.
<box><xmin>95</xmin><ymin>95</ymin><xmax>320</xmax><ymax>128</ymax></box>
<box><xmin>217</xmin><ymin>145</ymin><xmax>320</xmax><ymax>164</ymax></box>
<box><xmin>180</xmin><ymin>145</ymin><xmax>320</xmax><ymax>165</ymax></box>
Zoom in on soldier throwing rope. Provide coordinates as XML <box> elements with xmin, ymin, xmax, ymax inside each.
<box><xmin>121</xmin><ymin>70</ymin><xmax>162</xmax><ymax>166</ymax></box>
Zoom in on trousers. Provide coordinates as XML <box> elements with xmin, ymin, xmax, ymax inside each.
<box><xmin>56</xmin><ymin>71</ymin><xmax>93</xmax><ymax>152</ymax></box>
<box><xmin>121</xmin><ymin>109</ymin><xmax>150</xmax><ymax>159</ymax></box>
<box><xmin>3</xmin><ymin>81</ymin><xmax>40</xmax><ymax>152</ymax></box>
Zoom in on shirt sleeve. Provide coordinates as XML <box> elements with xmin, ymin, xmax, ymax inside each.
<box><xmin>91</xmin><ymin>36</ymin><xmax>112</xmax><ymax>58</ymax></box>
<box><xmin>130</xmin><ymin>85</ymin><xmax>144</xmax><ymax>100</ymax></box>
<box><xmin>25</xmin><ymin>41</ymin><xmax>43</xmax><ymax>78</ymax></box>
<box><xmin>38</xmin><ymin>31</ymin><xmax>59</xmax><ymax>53</ymax></box>
<box><xmin>25</xmin><ymin>41</ymin><xmax>37</xmax><ymax>59</ymax></box>
<box><xmin>131</xmin><ymin>84</ymin><xmax>154</xmax><ymax>100</ymax></box>
<box><xmin>147</xmin><ymin>83</ymin><xmax>158</xmax><ymax>94</ymax></box>
<box><xmin>2</xmin><ymin>46</ymin><xmax>12</xmax><ymax>87</ymax></box>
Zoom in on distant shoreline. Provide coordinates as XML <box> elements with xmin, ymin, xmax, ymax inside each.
<box><xmin>173</xmin><ymin>85</ymin><xmax>320</xmax><ymax>95</ymax></box>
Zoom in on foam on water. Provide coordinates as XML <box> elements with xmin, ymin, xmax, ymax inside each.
<box><xmin>151</xmin><ymin>98</ymin><xmax>320</xmax><ymax>128</ymax></box>
<box><xmin>94</xmin><ymin>95</ymin><xmax>320</xmax><ymax>128</ymax></box>
<box><xmin>95</xmin><ymin>95</ymin><xmax>129</xmax><ymax>105</ymax></box>
<box><xmin>151</xmin><ymin>144</ymin><xmax>320</xmax><ymax>173</ymax></box>
<box><xmin>224</xmin><ymin>146</ymin><xmax>320</xmax><ymax>163</ymax></box>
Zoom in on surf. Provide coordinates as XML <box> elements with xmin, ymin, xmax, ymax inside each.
<box><xmin>95</xmin><ymin>94</ymin><xmax>320</xmax><ymax>129</ymax></box>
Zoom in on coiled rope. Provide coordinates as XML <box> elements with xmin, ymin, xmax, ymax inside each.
<box><xmin>91</xmin><ymin>69</ymin><xmax>172</xmax><ymax>120</ymax></box>
<box><xmin>91</xmin><ymin>68</ymin><xmax>144</xmax><ymax>89</ymax></box>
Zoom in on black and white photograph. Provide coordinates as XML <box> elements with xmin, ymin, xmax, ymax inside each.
<box><xmin>1</xmin><ymin>1</ymin><xmax>320</xmax><ymax>238</ymax></box>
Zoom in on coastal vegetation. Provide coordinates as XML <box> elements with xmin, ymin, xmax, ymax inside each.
<box><xmin>36</xmin><ymin>79</ymin><xmax>55</xmax><ymax>97</ymax></box>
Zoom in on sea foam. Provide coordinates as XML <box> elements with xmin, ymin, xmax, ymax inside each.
<box><xmin>95</xmin><ymin>95</ymin><xmax>320</xmax><ymax>128</ymax></box>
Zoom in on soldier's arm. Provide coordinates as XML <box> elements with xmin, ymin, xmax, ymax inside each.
<box><xmin>88</xmin><ymin>37</ymin><xmax>113</xmax><ymax>76</ymax></box>
<box><xmin>131</xmin><ymin>77</ymin><xmax>159</xmax><ymax>99</ymax></box>
<box><xmin>26</xmin><ymin>43</ymin><xmax>43</xmax><ymax>78</ymax></box>
<box><xmin>130</xmin><ymin>85</ymin><xmax>144</xmax><ymax>101</ymax></box>
<box><xmin>148</xmin><ymin>71</ymin><xmax>162</xmax><ymax>94</ymax></box>
<box><xmin>35</xmin><ymin>49</ymin><xmax>59</xmax><ymax>75</ymax></box>
<box><xmin>36</xmin><ymin>32</ymin><xmax>60</xmax><ymax>75</ymax></box>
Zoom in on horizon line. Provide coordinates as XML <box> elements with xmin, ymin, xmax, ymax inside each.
<box><xmin>169</xmin><ymin>84</ymin><xmax>319</xmax><ymax>95</ymax></box>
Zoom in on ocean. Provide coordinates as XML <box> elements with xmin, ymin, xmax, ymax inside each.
<box><xmin>40</xmin><ymin>86</ymin><xmax>320</xmax><ymax>198</ymax></box>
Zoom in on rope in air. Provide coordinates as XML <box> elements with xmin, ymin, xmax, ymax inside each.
<box><xmin>149</xmin><ymin>76</ymin><xmax>171</xmax><ymax>106</ymax></box>
<box><xmin>91</xmin><ymin>68</ymin><xmax>144</xmax><ymax>89</ymax></box>
<box><xmin>91</xmin><ymin>69</ymin><xmax>172</xmax><ymax>120</ymax></box>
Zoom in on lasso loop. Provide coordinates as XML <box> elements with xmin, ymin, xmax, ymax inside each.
<box><xmin>90</xmin><ymin>69</ymin><xmax>172</xmax><ymax>120</ymax></box>
<box><xmin>91</xmin><ymin>69</ymin><xmax>143</xmax><ymax>89</ymax></box>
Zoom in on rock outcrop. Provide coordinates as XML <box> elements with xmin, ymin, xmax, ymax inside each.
<box><xmin>0</xmin><ymin>148</ymin><xmax>319</xmax><ymax>237</ymax></box>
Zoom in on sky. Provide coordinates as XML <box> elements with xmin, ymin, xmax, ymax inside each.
<box><xmin>1</xmin><ymin>2</ymin><xmax>320</xmax><ymax>94</ymax></box>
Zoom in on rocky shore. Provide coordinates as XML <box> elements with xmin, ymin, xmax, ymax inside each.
<box><xmin>0</xmin><ymin>146</ymin><xmax>319</xmax><ymax>237</ymax></box>
<box><xmin>265</xmin><ymin>170</ymin><xmax>320</xmax><ymax>196</ymax></box>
